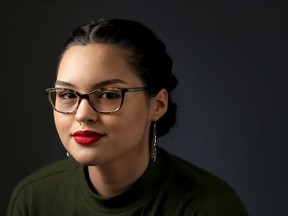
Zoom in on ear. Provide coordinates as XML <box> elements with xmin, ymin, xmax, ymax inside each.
<box><xmin>150</xmin><ymin>89</ymin><xmax>168</xmax><ymax>121</ymax></box>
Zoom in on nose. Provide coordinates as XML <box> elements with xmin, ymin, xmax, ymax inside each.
<box><xmin>75</xmin><ymin>98</ymin><xmax>99</xmax><ymax>124</ymax></box>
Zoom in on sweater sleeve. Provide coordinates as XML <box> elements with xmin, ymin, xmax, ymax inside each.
<box><xmin>7</xmin><ymin>184</ymin><xmax>29</xmax><ymax>216</ymax></box>
<box><xmin>6</xmin><ymin>159</ymin><xmax>72</xmax><ymax>216</ymax></box>
<box><xmin>182</xmin><ymin>186</ymin><xmax>249</xmax><ymax>216</ymax></box>
<box><xmin>166</xmin><ymin>153</ymin><xmax>249</xmax><ymax>216</ymax></box>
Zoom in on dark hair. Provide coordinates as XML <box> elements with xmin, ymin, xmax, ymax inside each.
<box><xmin>60</xmin><ymin>18</ymin><xmax>177</xmax><ymax>137</ymax></box>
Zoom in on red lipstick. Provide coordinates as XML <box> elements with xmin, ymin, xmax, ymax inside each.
<box><xmin>73</xmin><ymin>130</ymin><xmax>104</xmax><ymax>145</ymax></box>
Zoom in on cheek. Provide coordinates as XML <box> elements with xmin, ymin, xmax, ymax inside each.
<box><xmin>53</xmin><ymin>112</ymin><xmax>72</xmax><ymax>141</ymax></box>
<box><xmin>111</xmin><ymin>98</ymin><xmax>151</xmax><ymax>136</ymax></box>
<box><xmin>105</xmin><ymin>114</ymin><xmax>149</xmax><ymax>148</ymax></box>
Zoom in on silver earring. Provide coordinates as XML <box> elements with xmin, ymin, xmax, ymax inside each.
<box><xmin>151</xmin><ymin>121</ymin><xmax>157</xmax><ymax>162</ymax></box>
<box><xmin>66</xmin><ymin>152</ymin><xmax>73</xmax><ymax>159</ymax></box>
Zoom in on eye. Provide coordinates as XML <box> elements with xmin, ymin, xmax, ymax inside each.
<box><xmin>57</xmin><ymin>91</ymin><xmax>77</xmax><ymax>100</ymax></box>
<box><xmin>98</xmin><ymin>90</ymin><xmax>121</xmax><ymax>99</ymax></box>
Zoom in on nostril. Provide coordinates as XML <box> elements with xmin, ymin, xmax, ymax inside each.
<box><xmin>75</xmin><ymin>99</ymin><xmax>99</xmax><ymax>125</ymax></box>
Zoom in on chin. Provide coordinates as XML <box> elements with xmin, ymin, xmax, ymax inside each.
<box><xmin>73</xmin><ymin>153</ymin><xmax>106</xmax><ymax>166</ymax></box>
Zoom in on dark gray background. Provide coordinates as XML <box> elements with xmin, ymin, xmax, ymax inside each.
<box><xmin>1</xmin><ymin>0</ymin><xmax>287</xmax><ymax>215</ymax></box>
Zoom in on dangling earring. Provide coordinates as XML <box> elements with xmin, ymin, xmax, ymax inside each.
<box><xmin>151</xmin><ymin>121</ymin><xmax>157</xmax><ymax>162</ymax></box>
<box><xmin>66</xmin><ymin>152</ymin><xmax>73</xmax><ymax>159</ymax></box>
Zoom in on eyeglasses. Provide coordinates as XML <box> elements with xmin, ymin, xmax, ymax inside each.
<box><xmin>46</xmin><ymin>87</ymin><xmax>149</xmax><ymax>114</ymax></box>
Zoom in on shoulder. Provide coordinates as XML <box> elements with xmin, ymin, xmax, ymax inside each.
<box><xmin>9</xmin><ymin>159</ymin><xmax>79</xmax><ymax>202</ymax></box>
<box><xmin>160</xmin><ymin>150</ymin><xmax>249</xmax><ymax>215</ymax></box>
<box><xmin>7</xmin><ymin>159</ymin><xmax>81</xmax><ymax>215</ymax></box>
<box><xmin>15</xmin><ymin>159</ymin><xmax>78</xmax><ymax>187</ymax></box>
<box><xmin>166</xmin><ymin>152</ymin><xmax>228</xmax><ymax>189</ymax></box>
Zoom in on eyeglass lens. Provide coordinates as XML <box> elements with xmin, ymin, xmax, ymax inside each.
<box><xmin>48</xmin><ymin>88</ymin><xmax>123</xmax><ymax>113</ymax></box>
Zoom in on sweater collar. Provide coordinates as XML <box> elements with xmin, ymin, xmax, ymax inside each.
<box><xmin>78</xmin><ymin>148</ymin><xmax>167</xmax><ymax>213</ymax></box>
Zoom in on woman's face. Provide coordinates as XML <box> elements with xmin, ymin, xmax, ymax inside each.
<box><xmin>54</xmin><ymin>44</ymin><xmax>166</xmax><ymax>166</ymax></box>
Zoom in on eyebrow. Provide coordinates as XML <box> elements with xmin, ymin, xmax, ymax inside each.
<box><xmin>54</xmin><ymin>79</ymin><xmax>127</xmax><ymax>89</ymax></box>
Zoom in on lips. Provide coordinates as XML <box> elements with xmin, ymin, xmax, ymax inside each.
<box><xmin>73</xmin><ymin>130</ymin><xmax>104</xmax><ymax>145</ymax></box>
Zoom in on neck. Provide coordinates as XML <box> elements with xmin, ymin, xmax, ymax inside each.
<box><xmin>87</xmin><ymin>147</ymin><xmax>150</xmax><ymax>197</ymax></box>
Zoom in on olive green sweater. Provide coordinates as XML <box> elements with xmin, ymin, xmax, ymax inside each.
<box><xmin>7</xmin><ymin>148</ymin><xmax>248</xmax><ymax>215</ymax></box>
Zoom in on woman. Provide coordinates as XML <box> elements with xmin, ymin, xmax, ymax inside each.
<box><xmin>7</xmin><ymin>19</ymin><xmax>248</xmax><ymax>215</ymax></box>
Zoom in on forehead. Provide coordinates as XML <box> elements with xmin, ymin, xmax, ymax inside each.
<box><xmin>59</xmin><ymin>44</ymin><xmax>131</xmax><ymax>71</ymax></box>
<box><xmin>57</xmin><ymin>44</ymin><xmax>143</xmax><ymax>89</ymax></box>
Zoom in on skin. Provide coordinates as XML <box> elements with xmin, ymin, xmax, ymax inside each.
<box><xmin>54</xmin><ymin>44</ymin><xmax>168</xmax><ymax>196</ymax></box>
